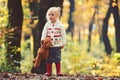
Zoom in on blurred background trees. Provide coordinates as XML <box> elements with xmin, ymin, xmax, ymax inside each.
<box><xmin>102</xmin><ymin>0</ymin><xmax>120</xmax><ymax>55</ymax></box>
<box><xmin>0</xmin><ymin>0</ymin><xmax>23</xmax><ymax>72</ymax></box>
<box><xmin>6</xmin><ymin>0</ymin><xmax>23</xmax><ymax>69</ymax></box>
<box><xmin>0</xmin><ymin>0</ymin><xmax>120</xmax><ymax>76</ymax></box>
<box><xmin>67</xmin><ymin>0</ymin><xmax>75</xmax><ymax>39</ymax></box>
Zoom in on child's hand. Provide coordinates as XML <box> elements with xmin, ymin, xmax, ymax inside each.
<box><xmin>40</xmin><ymin>40</ymin><xmax>43</xmax><ymax>46</ymax></box>
<box><xmin>61</xmin><ymin>45</ymin><xmax>64</xmax><ymax>49</ymax></box>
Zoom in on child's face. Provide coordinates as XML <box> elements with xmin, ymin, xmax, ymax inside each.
<box><xmin>48</xmin><ymin>11</ymin><xmax>58</xmax><ymax>23</ymax></box>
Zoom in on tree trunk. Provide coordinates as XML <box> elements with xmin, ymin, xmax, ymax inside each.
<box><xmin>31</xmin><ymin>0</ymin><xmax>63</xmax><ymax>74</ymax></box>
<box><xmin>87</xmin><ymin>3</ymin><xmax>101</xmax><ymax>52</ymax></box>
<box><xmin>87</xmin><ymin>10</ymin><xmax>96</xmax><ymax>52</ymax></box>
<box><xmin>102</xmin><ymin>0</ymin><xmax>120</xmax><ymax>54</ymax></box>
<box><xmin>112</xmin><ymin>0</ymin><xmax>120</xmax><ymax>52</ymax></box>
<box><xmin>29</xmin><ymin>0</ymin><xmax>39</xmax><ymax>24</ymax></box>
<box><xmin>6</xmin><ymin>0</ymin><xmax>23</xmax><ymax>69</ymax></box>
<box><xmin>67</xmin><ymin>0</ymin><xmax>75</xmax><ymax>39</ymax></box>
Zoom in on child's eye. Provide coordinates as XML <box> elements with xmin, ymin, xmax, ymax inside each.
<box><xmin>51</xmin><ymin>14</ymin><xmax>54</xmax><ymax>16</ymax></box>
<box><xmin>48</xmin><ymin>14</ymin><xmax>50</xmax><ymax>16</ymax></box>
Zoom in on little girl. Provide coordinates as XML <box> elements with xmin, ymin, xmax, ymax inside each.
<box><xmin>41</xmin><ymin>7</ymin><xmax>66</xmax><ymax>76</ymax></box>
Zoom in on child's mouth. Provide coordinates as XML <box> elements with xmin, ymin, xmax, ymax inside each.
<box><xmin>50</xmin><ymin>18</ymin><xmax>52</xmax><ymax>20</ymax></box>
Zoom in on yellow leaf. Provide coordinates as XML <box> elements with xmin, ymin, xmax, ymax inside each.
<box><xmin>17</xmin><ymin>48</ymin><xmax>21</xmax><ymax>51</ymax></box>
<box><xmin>112</xmin><ymin>2</ymin><xmax>117</xmax><ymax>7</ymax></box>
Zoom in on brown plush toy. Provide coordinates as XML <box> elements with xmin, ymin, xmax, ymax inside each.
<box><xmin>33</xmin><ymin>37</ymin><xmax>52</xmax><ymax>68</ymax></box>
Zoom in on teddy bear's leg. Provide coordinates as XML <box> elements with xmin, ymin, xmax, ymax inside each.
<box><xmin>34</xmin><ymin>58</ymin><xmax>41</xmax><ymax>68</ymax></box>
<box><xmin>45</xmin><ymin>63</ymin><xmax>52</xmax><ymax>76</ymax></box>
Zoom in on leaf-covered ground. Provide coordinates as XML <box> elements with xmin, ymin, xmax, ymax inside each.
<box><xmin>19</xmin><ymin>37</ymin><xmax>120</xmax><ymax>78</ymax></box>
<box><xmin>1</xmin><ymin>73</ymin><xmax>120</xmax><ymax>80</ymax></box>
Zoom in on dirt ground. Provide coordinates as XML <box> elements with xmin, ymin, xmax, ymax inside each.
<box><xmin>0</xmin><ymin>73</ymin><xmax>120</xmax><ymax>80</ymax></box>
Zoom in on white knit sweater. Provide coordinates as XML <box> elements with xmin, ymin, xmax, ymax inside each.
<box><xmin>41</xmin><ymin>21</ymin><xmax>66</xmax><ymax>47</ymax></box>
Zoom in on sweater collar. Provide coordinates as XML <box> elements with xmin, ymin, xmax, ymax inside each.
<box><xmin>48</xmin><ymin>20</ymin><xmax>60</xmax><ymax>26</ymax></box>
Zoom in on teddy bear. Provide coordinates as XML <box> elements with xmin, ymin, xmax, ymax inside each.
<box><xmin>33</xmin><ymin>37</ymin><xmax>52</xmax><ymax>68</ymax></box>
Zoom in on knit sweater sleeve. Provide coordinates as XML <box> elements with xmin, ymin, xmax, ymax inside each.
<box><xmin>61</xmin><ymin>24</ymin><xmax>66</xmax><ymax>45</ymax></box>
<box><xmin>41</xmin><ymin>23</ymin><xmax>48</xmax><ymax>41</ymax></box>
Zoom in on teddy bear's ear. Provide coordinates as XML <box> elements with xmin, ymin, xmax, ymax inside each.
<box><xmin>45</xmin><ymin>43</ymin><xmax>51</xmax><ymax>48</ymax></box>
